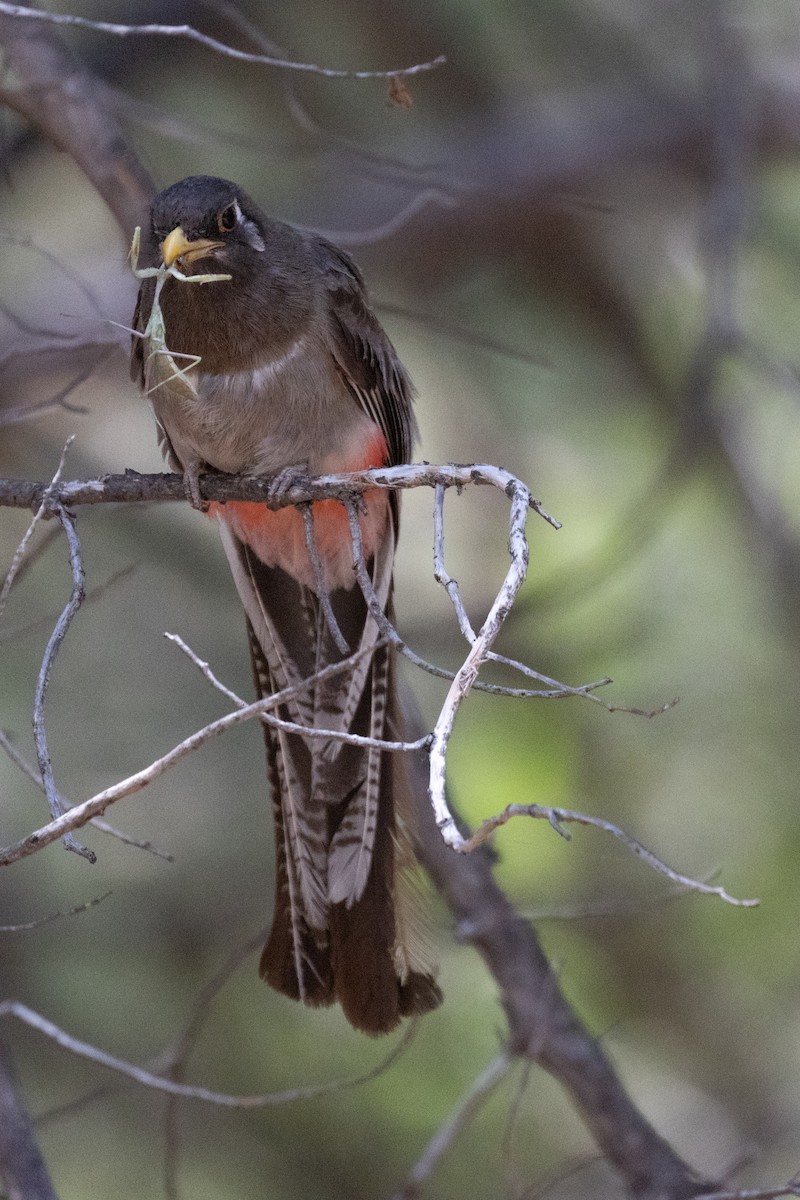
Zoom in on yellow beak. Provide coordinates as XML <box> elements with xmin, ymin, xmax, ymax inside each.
<box><xmin>160</xmin><ymin>226</ymin><xmax>223</xmax><ymax>268</ymax></box>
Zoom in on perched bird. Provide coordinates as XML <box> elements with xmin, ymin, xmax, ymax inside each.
<box><xmin>131</xmin><ymin>175</ymin><xmax>442</xmax><ymax>1034</ymax></box>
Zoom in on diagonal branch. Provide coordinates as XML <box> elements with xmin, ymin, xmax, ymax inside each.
<box><xmin>0</xmin><ymin>1033</ymin><xmax>59</xmax><ymax>1200</ymax></box>
<box><xmin>0</xmin><ymin>643</ymin><xmax>426</xmax><ymax>867</ymax></box>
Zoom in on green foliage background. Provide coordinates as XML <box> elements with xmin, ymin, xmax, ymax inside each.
<box><xmin>2</xmin><ymin>1</ymin><xmax>800</xmax><ymax>1196</ymax></box>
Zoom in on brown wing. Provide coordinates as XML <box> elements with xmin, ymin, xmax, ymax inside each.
<box><xmin>317</xmin><ymin>237</ymin><xmax>418</xmax><ymax>479</ymax></box>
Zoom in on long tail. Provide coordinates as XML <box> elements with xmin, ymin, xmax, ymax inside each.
<box><xmin>217</xmin><ymin>517</ymin><xmax>442</xmax><ymax>1035</ymax></box>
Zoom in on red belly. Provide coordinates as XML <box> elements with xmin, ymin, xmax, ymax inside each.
<box><xmin>208</xmin><ymin>430</ymin><xmax>390</xmax><ymax>591</ymax></box>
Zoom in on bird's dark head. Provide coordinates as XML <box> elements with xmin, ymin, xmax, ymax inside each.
<box><xmin>150</xmin><ymin>176</ymin><xmax>268</xmax><ymax>274</ymax></box>
<box><xmin>142</xmin><ymin>176</ymin><xmax>315</xmax><ymax>374</ymax></box>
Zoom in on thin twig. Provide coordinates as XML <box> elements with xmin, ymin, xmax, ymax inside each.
<box><xmin>0</xmin><ymin>892</ymin><xmax>111</xmax><ymax>933</ymax></box>
<box><xmin>0</xmin><ymin>1000</ymin><xmax>419</xmax><ymax>1107</ymax></box>
<box><xmin>165</xmin><ymin>631</ymin><xmax>425</xmax><ymax>750</ymax></box>
<box><xmin>0</xmin><ymin>729</ymin><xmax>174</xmax><ymax>861</ymax></box>
<box><xmin>431</xmin><ymin>485</ymin><xmax>670</xmax><ymax>715</ymax></box>
<box><xmin>695</xmin><ymin>1180</ymin><xmax>800</xmax><ymax>1200</ymax></box>
<box><xmin>432</xmin><ymin>482</ymin><xmax>473</xmax><ymax>640</ymax></box>
<box><xmin>458</xmin><ymin>802</ymin><xmax>758</xmax><ymax>907</ymax></box>
<box><xmin>0</xmin><ymin>231</ymin><xmax>105</xmax><ymax>315</ymax></box>
<box><xmin>394</xmin><ymin>1051</ymin><xmax>514</xmax><ymax>1199</ymax></box>
<box><xmin>166</xmin><ymin>631</ymin><xmax>388</xmax><ymax>713</ymax></box>
<box><xmin>0</xmin><ymin>437</ymin><xmax>73</xmax><ymax>619</ymax></box>
<box><xmin>344</xmin><ymin>493</ymin><xmax>580</xmax><ymax>705</ymax></box>
<box><xmin>87</xmin><ymin>819</ymin><xmax>175</xmax><ymax>861</ymax></box>
<box><xmin>0</xmin><ymin>647</ymin><xmax>427</xmax><ymax>866</ymax></box>
<box><xmin>0</xmin><ymin>345</ymin><xmax>111</xmax><ymax>428</ymax></box>
<box><xmin>31</xmin><ymin>503</ymin><xmax>92</xmax><ymax>861</ymax></box>
<box><xmin>0</xmin><ymin>5</ymin><xmax>446</xmax><ymax>80</ymax></box>
<box><xmin>0</xmin><ymin>564</ymin><xmax>136</xmax><ymax>646</ymax></box>
<box><xmin>306</xmin><ymin>189</ymin><xmax>457</xmax><ymax>248</ymax></box>
<box><xmin>197</xmin><ymin>0</ymin><xmax>453</xmax><ymax>197</ymax></box>
<box><xmin>164</xmin><ymin>635</ymin><xmax>244</xmax><ymax>706</ymax></box>
<box><xmin>300</xmin><ymin>503</ymin><xmax>349</xmax><ymax>654</ymax></box>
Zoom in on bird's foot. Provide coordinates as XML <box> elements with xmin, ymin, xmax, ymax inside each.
<box><xmin>183</xmin><ymin>464</ymin><xmax>208</xmax><ymax>511</ymax></box>
<box><xmin>265</xmin><ymin>463</ymin><xmax>313</xmax><ymax>505</ymax></box>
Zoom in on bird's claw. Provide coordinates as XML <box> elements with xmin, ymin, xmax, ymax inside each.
<box><xmin>183</xmin><ymin>465</ymin><xmax>208</xmax><ymax>511</ymax></box>
<box><xmin>266</xmin><ymin>463</ymin><xmax>312</xmax><ymax>504</ymax></box>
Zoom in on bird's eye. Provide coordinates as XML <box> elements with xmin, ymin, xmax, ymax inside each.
<box><xmin>217</xmin><ymin>203</ymin><xmax>239</xmax><ymax>233</ymax></box>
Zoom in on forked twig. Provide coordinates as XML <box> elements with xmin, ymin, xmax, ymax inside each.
<box><xmin>0</xmin><ymin>644</ymin><xmax>427</xmax><ymax>867</ymax></box>
<box><xmin>0</xmin><ymin>730</ymin><xmax>174</xmax><ymax>861</ymax></box>
<box><xmin>459</xmin><ymin>803</ymin><xmax>758</xmax><ymax>907</ymax></box>
<box><xmin>1</xmin><ymin>460</ymin><xmax>745</xmax><ymax>910</ymax></box>
<box><xmin>427</xmin><ymin>475</ymin><xmax>532</xmax><ymax>849</ymax></box>
<box><xmin>0</xmin><ymin>437</ymin><xmax>73</xmax><ymax>619</ymax></box>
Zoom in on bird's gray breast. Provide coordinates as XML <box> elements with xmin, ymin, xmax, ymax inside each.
<box><xmin>150</xmin><ymin>331</ymin><xmax>364</xmax><ymax>476</ymax></box>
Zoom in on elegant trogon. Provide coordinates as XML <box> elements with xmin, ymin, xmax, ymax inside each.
<box><xmin>131</xmin><ymin>175</ymin><xmax>441</xmax><ymax>1034</ymax></box>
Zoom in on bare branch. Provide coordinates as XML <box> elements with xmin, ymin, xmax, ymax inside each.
<box><xmin>0</xmin><ymin>892</ymin><xmax>111</xmax><ymax>933</ymax></box>
<box><xmin>457</xmin><ymin>802</ymin><xmax>757</xmax><ymax>907</ymax></box>
<box><xmin>2</xmin><ymin>465</ymin><xmax>600</xmax><ymax>713</ymax></box>
<box><xmin>0</xmin><ymin>462</ymin><xmax>562</xmax><ymax>522</ymax></box>
<box><xmin>695</xmin><ymin>1180</ymin><xmax>800</xmax><ymax>1200</ymax></box>
<box><xmin>0</xmin><ymin>439</ymin><xmax>73</xmax><ymax>619</ymax></box>
<box><xmin>163</xmin><ymin>634</ymin><xmax>244</xmax><ymax>707</ymax></box>
<box><xmin>300</xmin><ymin>503</ymin><xmax>349</xmax><ymax>654</ymax></box>
<box><xmin>0</xmin><ymin>5</ymin><xmax>446</xmax><ymax>80</ymax></box>
<box><xmin>394</xmin><ymin>1051</ymin><xmax>514</xmax><ymax>1199</ymax></box>
<box><xmin>0</xmin><ymin>346</ymin><xmax>111</xmax><ymax>429</ymax></box>
<box><xmin>0</xmin><ymin>231</ymin><xmax>106</xmax><ymax>316</ymax></box>
<box><xmin>0</xmin><ymin>645</ymin><xmax>427</xmax><ymax>867</ymax></box>
<box><xmin>0</xmin><ymin>1033</ymin><xmax>59</xmax><ymax>1200</ymax></box>
<box><xmin>31</xmin><ymin>503</ymin><xmax>92</xmax><ymax>861</ymax></box>
<box><xmin>377</xmin><ymin>301</ymin><xmax>551</xmax><ymax>371</ymax></box>
<box><xmin>431</xmin><ymin>484</ymin><xmax>620</xmax><ymax>706</ymax></box>
<box><xmin>306</xmin><ymin>189</ymin><xmax>458</xmax><ymax>248</ymax></box>
<box><xmin>0</xmin><ymin>1000</ymin><xmax>419</xmax><ymax>1108</ymax></box>
<box><xmin>195</xmin><ymin>0</ymin><xmax>453</xmax><ymax>199</ymax></box>
<box><xmin>427</xmin><ymin>476</ymin><xmax>532</xmax><ymax>849</ymax></box>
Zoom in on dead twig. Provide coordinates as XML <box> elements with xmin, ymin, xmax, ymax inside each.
<box><xmin>31</xmin><ymin>502</ymin><xmax>92</xmax><ymax>861</ymax></box>
<box><xmin>394</xmin><ymin>1051</ymin><xmax>514</xmax><ymax>1199</ymax></box>
<box><xmin>0</xmin><ymin>1000</ymin><xmax>419</xmax><ymax>1107</ymax></box>
<box><xmin>0</xmin><ymin>5</ymin><xmax>446</xmax><ymax>80</ymax></box>
<box><xmin>0</xmin><ymin>644</ymin><xmax>427</xmax><ymax>867</ymax></box>
<box><xmin>458</xmin><ymin>802</ymin><xmax>757</xmax><ymax>907</ymax></box>
<box><xmin>0</xmin><ymin>892</ymin><xmax>111</xmax><ymax>933</ymax></box>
